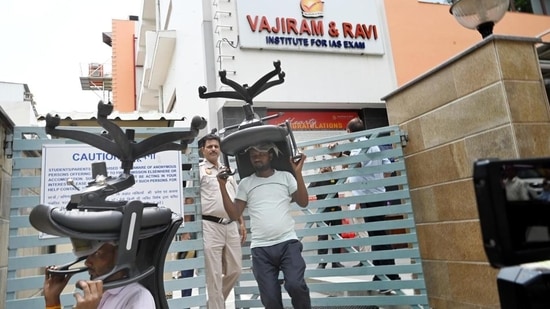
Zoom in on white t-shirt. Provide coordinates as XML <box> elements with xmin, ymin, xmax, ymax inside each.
<box><xmin>98</xmin><ymin>282</ymin><xmax>155</xmax><ymax>308</ymax></box>
<box><xmin>348</xmin><ymin>136</ymin><xmax>387</xmax><ymax>196</ymax></box>
<box><xmin>236</xmin><ymin>170</ymin><xmax>298</xmax><ymax>248</ymax></box>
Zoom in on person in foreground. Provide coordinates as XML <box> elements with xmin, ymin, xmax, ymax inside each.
<box><xmin>217</xmin><ymin>142</ymin><xmax>312</xmax><ymax>309</ymax></box>
<box><xmin>43</xmin><ymin>240</ymin><xmax>155</xmax><ymax>309</ymax></box>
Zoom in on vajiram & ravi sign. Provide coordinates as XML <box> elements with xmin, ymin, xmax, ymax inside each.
<box><xmin>236</xmin><ymin>0</ymin><xmax>385</xmax><ymax>55</ymax></box>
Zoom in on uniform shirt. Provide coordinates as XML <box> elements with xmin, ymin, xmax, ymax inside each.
<box><xmin>236</xmin><ymin>170</ymin><xmax>297</xmax><ymax>248</ymax></box>
<box><xmin>98</xmin><ymin>282</ymin><xmax>155</xmax><ymax>308</ymax></box>
<box><xmin>199</xmin><ymin>160</ymin><xmax>237</xmax><ymax>218</ymax></box>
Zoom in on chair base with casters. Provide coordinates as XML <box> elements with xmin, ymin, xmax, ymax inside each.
<box><xmin>198</xmin><ymin>61</ymin><xmax>301</xmax><ymax>180</ymax></box>
<box><xmin>29</xmin><ymin>101</ymin><xmax>205</xmax><ymax>309</ymax></box>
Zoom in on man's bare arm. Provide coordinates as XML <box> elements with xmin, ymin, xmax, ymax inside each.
<box><xmin>291</xmin><ymin>153</ymin><xmax>309</xmax><ymax>207</ymax></box>
<box><xmin>238</xmin><ymin>216</ymin><xmax>247</xmax><ymax>244</ymax></box>
<box><xmin>217</xmin><ymin>176</ymin><xmax>246</xmax><ymax>220</ymax></box>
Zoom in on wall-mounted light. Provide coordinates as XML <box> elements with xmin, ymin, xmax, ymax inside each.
<box><xmin>449</xmin><ymin>0</ymin><xmax>510</xmax><ymax>38</ymax></box>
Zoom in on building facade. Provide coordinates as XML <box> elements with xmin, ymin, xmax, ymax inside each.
<box><xmin>134</xmin><ymin>0</ymin><xmax>398</xmax><ymax>140</ymax></box>
<box><xmin>124</xmin><ymin>1</ymin><xmax>550</xmax><ymax>307</ymax></box>
<box><xmin>0</xmin><ymin>82</ymin><xmax>38</xmax><ymax>126</ymax></box>
<box><xmin>129</xmin><ymin>0</ymin><xmax>549</xmax><ymax>141</ymax></box>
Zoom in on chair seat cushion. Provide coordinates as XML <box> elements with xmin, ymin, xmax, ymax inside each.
<box><xmin>29</xmin><ymin>203</ymin><xmax>173</xmax><ymax>238</ymax></box>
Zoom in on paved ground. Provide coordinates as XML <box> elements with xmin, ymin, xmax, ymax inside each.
<box><xmin>172</xmin><ymin>259</ymin><xmax>416</xmax><ymax>309</ymax></box>
<box><xmin>287</xmin><ymin>307</ymin><xmax>380</xmax><ymax>309</ymax></box>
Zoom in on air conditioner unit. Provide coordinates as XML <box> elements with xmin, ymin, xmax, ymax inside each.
<box><xmin>89</xmin><ymin>63</ymin><xmax>104</xmax><ymax>78</ymax></box>
<box><xmin>24</xmin><ymin>92</ymin><xmax>33</xmax><ymax>101</ymax></box>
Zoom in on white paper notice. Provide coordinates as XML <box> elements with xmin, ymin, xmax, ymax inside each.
<box><xmin>40</xmin><ymin>144</ymin><xmax>183</xmax><ymax>214</ymax></box>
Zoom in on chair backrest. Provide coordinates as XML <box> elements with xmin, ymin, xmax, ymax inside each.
<box><xmin>138</xmin><ymin>213</ymin><xmax>183</xmax><ymax>309</ymax></box>
<box><xmin>220</xmin><ymin>124</ymin><xmax>295</xmax><ymax>179</ymax></box>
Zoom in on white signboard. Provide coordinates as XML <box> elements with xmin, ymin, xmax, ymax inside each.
<box><xmin>236</xmin><ymin>0</ymin><xmax>385</xmax><ymax>55</ymax></box>
<box><xmin>40</xmin><ymin>144</ymin><xmax>183</xmax><ymax>215</ymax></box>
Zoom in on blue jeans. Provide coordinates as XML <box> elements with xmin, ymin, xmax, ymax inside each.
<box><xmin>180</xmin><ymin>269</ymin><xmax>194</xmax><ymax>297</ymax></box>
<box><xmin>251</xmin><ymin>239</ymin><xmax>311</xmax><ymax>309</ymax></box>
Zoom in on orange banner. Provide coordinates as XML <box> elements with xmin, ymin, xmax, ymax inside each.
<box><xmin>266</xmin><ymin>110</ymin><xmax>358</xmax><ymax>131</ymax></box>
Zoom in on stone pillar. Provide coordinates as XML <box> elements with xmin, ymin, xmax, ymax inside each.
<box><xmin>383</xmin><ymin>35</ymin><xmax>549</xmax><ymax>308</ymax></box>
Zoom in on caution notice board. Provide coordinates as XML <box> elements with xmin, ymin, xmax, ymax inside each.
<box><xmin>40</xmin><ymin>144</ymin><xmax>183</xmax><ymax>215</ymax></box>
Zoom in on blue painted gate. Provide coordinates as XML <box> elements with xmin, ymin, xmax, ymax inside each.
<box><xmin>7</xmin><ymin>124</ymin><xmax>428</xmax><ymax>308</ymax></box>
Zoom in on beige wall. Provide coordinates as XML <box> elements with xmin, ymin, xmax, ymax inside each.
<box><xmin>383</xmin><ymin>36</ymin><xmax>550</xmax><ymax>308</ymax></box>
<box><xmin>385</xmin><ymin>0</ymin><xmax>550</xmax><ymax>86</ymax></box>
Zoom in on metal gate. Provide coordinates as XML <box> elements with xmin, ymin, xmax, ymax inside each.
<box><xmin>6</xmin><ymin>125</ymin><xmax>207</xmax><ymax>309</ymax></box>
<box><xmin>7</xmin><ymin>124</ymin><xmax>428</xmax><ymax>308</ymax></box>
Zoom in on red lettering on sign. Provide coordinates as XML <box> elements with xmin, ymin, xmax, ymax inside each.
<box><xmin>246</xmin><ymin>15</ymin><xmax>329</xmax><ymax>37</ymax></box>
<box><xmin>363</xmin><ymin>24</ymin><xmax>378</xmax><ymax>39</ymax></box>
<box><xmin>342</xmin><ymin>22</ymin><xmax>378</xmax><ymax>40</ymax></box>
<box><xmin>266</xmin><ymin>110</ymin><xmax>359</xmax><ymax>131</ymax></box>
<box><xmin>342</xmin><ymin>22</ymin><xmax>353</xmax><ymax>38</ymax></box>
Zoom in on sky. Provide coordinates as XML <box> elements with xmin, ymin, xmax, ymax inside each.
<box><xmin>0</xmin><ymin>0</ymin><xmax>141</xmax><ymax>115</ymax></box>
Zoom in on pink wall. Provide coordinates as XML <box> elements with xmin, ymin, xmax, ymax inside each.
<box><xmin>112</xmin><ymin>19</ymin><xmax>136</xmax><ymax>112</ymax></box>
<box><xmin>385</xmin><ymin>1</ymin><xmax>550</xmax><ymax>86</ymax></box>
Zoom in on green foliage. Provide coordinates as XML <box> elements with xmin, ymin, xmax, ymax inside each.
<box><xmin>513</xmin><ymin>0</ymin><xmax>533</xmax><ymax>13</ymax></box>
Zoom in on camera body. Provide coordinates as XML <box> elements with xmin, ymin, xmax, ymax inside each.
<box><xmin>473</xmin><ymin>158</ymin><xmax>550</xmax><ymax>267</ymax></box>
<box><xmin>474</xmin><ymin>158</ymin><xmax>550</xmax><ymax>308</ymax></box>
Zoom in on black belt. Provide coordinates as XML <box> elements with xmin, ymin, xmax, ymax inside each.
<box><xmin>203</xmin><ymin>215</ymin><xmax>234</xmax><ymax>225</ymax></box>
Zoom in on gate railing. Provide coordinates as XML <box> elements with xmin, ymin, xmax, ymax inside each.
<box><xmin>7</xmin><ymin>124</ymin><xmax>428</xmax><ymax>308</ymax></box>
<box><xmin>232</xmin><ymin>125</ymin><xmax>428</xmax><ymax>308</ymax></box>
<box><xmin>6</xmin><ymin>126</ymin><xmax>206</xmax><ymax>309</ymax></box>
